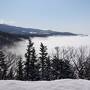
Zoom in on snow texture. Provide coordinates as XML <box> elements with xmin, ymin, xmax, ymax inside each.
<box><xmin>0</xmin><ymin>79</ymin><xmax>90</xmax><ymax>90</ymax></box>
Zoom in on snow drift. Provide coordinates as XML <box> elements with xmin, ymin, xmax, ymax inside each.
<box><xmin>0</xmin><ymin>79</ymin><xmax>90</xmax><ymax>90</ymax></box>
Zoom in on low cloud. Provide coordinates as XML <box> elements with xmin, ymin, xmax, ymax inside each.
<box><xmin>0</xmin><ymin>19</ymin><xmax>16</xmax><ymax>25</ymax></box>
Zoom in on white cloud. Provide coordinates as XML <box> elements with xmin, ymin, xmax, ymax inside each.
<box><xmin>0</xmin><ymin>19</ymin><xmax>16</xmax><ymax>25</ymax></box>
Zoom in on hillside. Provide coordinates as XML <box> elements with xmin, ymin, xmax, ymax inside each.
<box><xmin>0</xmin><ymin>31</ymin><xmax>23</xmax><ymax>48</ymax></box>
<box><xmin>0</xmin><ymin>79</ymin><xmax>90</xmax><ymax>90</ymax></box>
<box><xmin>0</xmin><ymin>24</ymin><xmax>78</xmax><ymax>48</ymax></box>
<box><xmin>0</xmin><ymin>24</ymin><xmax>77</xmax><ymax>37</ymax></box>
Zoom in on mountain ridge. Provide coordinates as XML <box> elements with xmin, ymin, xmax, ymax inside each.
<box><xmin>0</xmin><ymin>24</ymin><xmax>77</xmax><ymax>37</ymax></box>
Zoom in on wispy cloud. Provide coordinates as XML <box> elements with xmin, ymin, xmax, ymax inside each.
<box><xmin>0</xmin><ymin>19</ymin><xmax>16</xmax><ymax>25</ymax></box>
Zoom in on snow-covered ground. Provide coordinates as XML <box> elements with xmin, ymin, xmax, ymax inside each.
<box><xmin>0</xmin><ymin>79</ymin><xmax>90</xmax><ymax>90</ymax></box>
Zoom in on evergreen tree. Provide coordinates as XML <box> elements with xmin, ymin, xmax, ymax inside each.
<box><xmin>24</xmin><ymin>38</ymin><xmax>34</xmax><ymax>80</ymax></box>
<box><xmin>60</xmin><ymin>59</ymin><xmax>75</xmax><ymax>79</ymax></box>
<box><xmin>52</xmin><ymin>56</ymin><xmax>75</xmax><ymax>79</ymax></box>
<box><xmin>24</xmin><ymin>38</ymin><xmax>39</xmax><ymax>81</ymax></box>
<box><xmin>29</xmin><ymin>48</ymin><xmax>40</xmax><ymax>81</ymax></box>
<box><xmin>0</xmin><ymin>50</ymin><xmax>7</xmax><ymax>80</ymax></box>
<box><xmin>7</xmin><ymin>67</ymin><xmax>14</xmax><ymax>80</ymax></box>
<box><xmin>16</xmin><ymin>57</ymin><xmax>23</xmax><ymax>80</ymax></box>
<box><xmin>45</xmin><ymin>56</ymin><xmax>51</xmax><ymax>80</ymax></box>
<box><xmin>81</xmin><ymin>58</ymin><xmax>90</xmax><ymax>80</ymax></box>
<box><xmin>39</xmin><ymin>43</ymin><xmax>48</xmax><ymax>80</ymax></box>
<box><xmin>52</xmin><ymin>56</ymin><xmax>61</xmax><ymax>79</ymax></box>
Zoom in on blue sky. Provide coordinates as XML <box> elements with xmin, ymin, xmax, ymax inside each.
<box><xmin>0</xmin><ymin>0</ymin><xmax>90</xmax><ymax>34</ymax></box>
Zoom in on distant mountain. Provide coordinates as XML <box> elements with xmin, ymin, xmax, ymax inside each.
<box><xmin>0</xmin><ymin>31</ymin><xmax>23</xmax><ymax>48</ymax></box>
<box><xmin>0</xmin><ymin>24</ymin><xmax>77</xmax><ymax>37</ymax></box>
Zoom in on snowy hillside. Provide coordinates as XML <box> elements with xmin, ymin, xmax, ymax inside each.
<box><xmin>0</xmin><ymin>24</ymin><xmax>77</xmax><ymax>37</ymax></box>
<box><xmin>0</xmin><ymin>79</ymin><xmax>90</xmax><ymax>90</ymax></box>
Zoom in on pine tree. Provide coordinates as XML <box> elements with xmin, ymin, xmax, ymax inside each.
<box><xmin>52</xmin><ymin>56</ymin><xmax>61</xmax><ymax>80</ymax></box>
<box><xmin>45</xmin><ymin>56</ymin><xmax>51</xmax><ymax>80</ymax></box>
<box><xmin>16</xmin><ymin>57</ymin><xmax>23</xmax><ymax>80</ymax></box>
<box><xmin>82</xmin><ymin>58</ymin><xmax>90</xmax><ymax>80</ymax></box>
<box><xmin>24</xmin><ymin>38</ymin><xmax>34</xmax><ymax>80</ymax></box>
<box><xmin>24</xmin><ymin>38</ymin><xmax>40</xmax><ymax>81</ymax></box>
<box><xmin>60</xmin><ymin>59</ymin><xmax>75</xmax><ymax>79</ymax></box>
<box><xmin>52</xmin><ymin>56</ymin><xmax>75</xmax><ymax>79</ymax></box>
<box><xmin>7</xmin><ymin>67</ymin><xmax>14</xmax><ymax>80</ymax></box>
<box><xmin>0</xmin><ymin>50</ymin><xmax>7</xmax><ymax>80</ymax></box>
<box><xmin>29</xmin><ymin>48</ymin><xmax>40</xmax><ymax>81</ymax></box>
<box><xmin>39</xmin><ymin>43</ymin><xmax>48</xmax><ymax>80</ymax></box>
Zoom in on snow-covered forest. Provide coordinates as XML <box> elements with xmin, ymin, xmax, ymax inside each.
<box><xmin>0</xmin><ymin>38</ymin><xmax>90</xmax><ymax>81</ymax></box>
<box><xmin>0</xmin><ymin>38</ymin><xmax>90</xmax><ymax>90</ymax></box>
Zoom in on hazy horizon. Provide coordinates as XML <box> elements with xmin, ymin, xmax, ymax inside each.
<box><xmin>0</xmin><ymin>0</ymin><xmax>90</xmax><ymax>34</ymax></box>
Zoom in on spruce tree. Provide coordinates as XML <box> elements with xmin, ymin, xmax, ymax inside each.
<box><xmin>0</xmin><ymin>50</ymin><xmax>7</xmax><ymax>80</ymax></box>
<box><xmin>45</xmin><ymin>56</ymin><xmax>51</xmax><ymax>80</ymax></box>
<box><xmin>7</xmin><ymin>67</ymin><xmax>14</xmax><ymax>80</ymax></box>
<box><xmin>24</xmin><ymin>38</ymin><xmax>40</xmax><ymax>81</ymax></box>
<box><xmin>39</xmin><ymin>43</ymin><xmax>48</xmax><ymax>80</ymax></box>
<box><xmin>52</xmin><ymin>56</ymin><xmax>61</xmax><ymax>79</ymax></box>
<box><xmin>24</xmin><ymin>38</ymin><xmax>34</xmax><ymax>80</ymax></box>
<box><xmin>60</xmin><ymin>59</ymin><xmax>75</xmax><ymax>79</ymax></box>
<box><xmin>29</xmin><ymin>48</ymin><xmax>40</xmax><ymax>81</ymax></box>
<box><xmin>52</xmin><ymin>56</ymin><xmax>75</xmax><ymax>79</ymax></box>
<box><xmin>16</xmin><ymin>57</ymin><xmax>23</xmax><ymax>80</ymax></box>
<box><xmin>82</xmin><ymin>59</ymin><xmax>90</xmax><ymax>80</ymax></box>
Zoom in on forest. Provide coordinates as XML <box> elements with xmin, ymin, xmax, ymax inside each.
<box><xmin>0</xmin><ymin>38</ymin><xmax>90</xmax><ymax>81</ymax></box>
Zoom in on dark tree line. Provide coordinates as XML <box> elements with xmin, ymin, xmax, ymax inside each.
<box><xmin>0</xmin><ymin>39</ymin><xmax>90</xmax><ymax>81</ymax></box>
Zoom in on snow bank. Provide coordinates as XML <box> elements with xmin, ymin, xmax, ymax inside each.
<box><xmin>0</xmin><ymin>79</ymin><xmax>90</xmax><ymax>90</ymax></box>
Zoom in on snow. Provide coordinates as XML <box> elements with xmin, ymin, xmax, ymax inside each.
<box><xmin>0</xmin><ymin>79</ymin><xmax>90</xmax><ymax>90</ymax></box>
<box><xmin>29</xmin><ymin>32</ymin><xmax>37</xmax><ymax>34</ymax></box>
